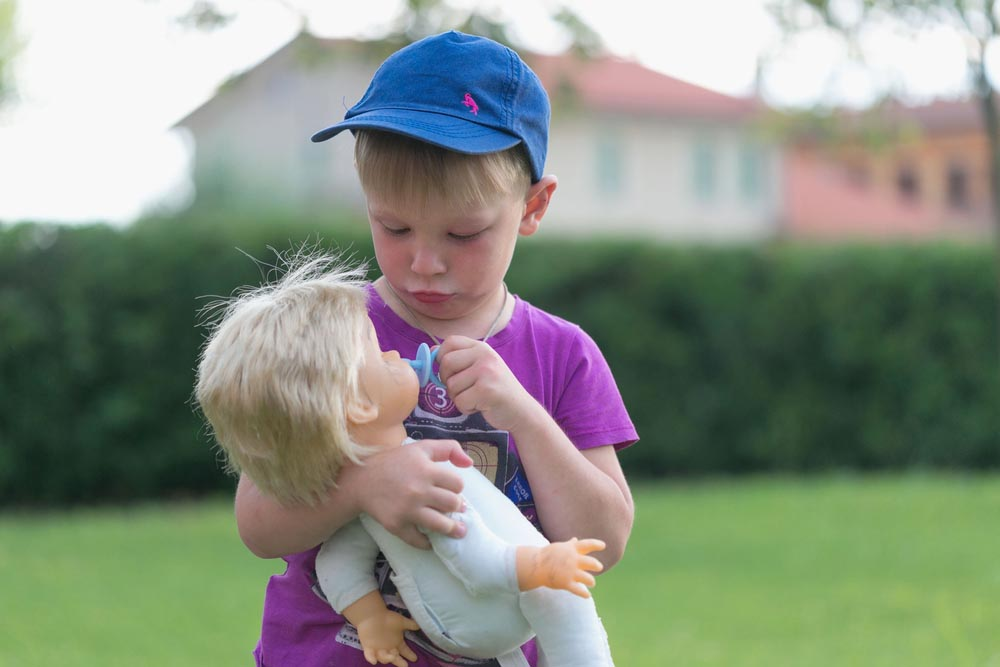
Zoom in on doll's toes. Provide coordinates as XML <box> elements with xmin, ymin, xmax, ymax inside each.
<box><xmin>579</xmin><ymin>555</ymin><xmax>604</xmax><ymax>573</ymax></box>
<box><xmin>576</xmin><ymin>538</ymin><xmax>606</xmax><ymax>555</ymax></box>
<box><xmin>568</xmin><ymin>581</ymin><xmax>593</xmax><ymax>599</ymax></box>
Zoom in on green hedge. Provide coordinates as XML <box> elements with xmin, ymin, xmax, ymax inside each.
<box><xmin>1</xmin><ymin>216</ymin><xmax>997</xmax><ymax>506</ymax></box>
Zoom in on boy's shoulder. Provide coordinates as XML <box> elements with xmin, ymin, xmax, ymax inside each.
<box><xmin>507</xmin><ymin>296</ymin><xmax>606</xmax><ymax>361</ymax></box>
<box><xmin>513</xmin><ymin>295</ymin><xmax>584</xmax><ymax>338</ymax></box>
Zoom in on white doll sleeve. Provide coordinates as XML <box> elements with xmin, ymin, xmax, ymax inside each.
<box><xmin>315</xmin><ymin>518</ymin><xmax>381</xmax><ymax>613</ymax></box>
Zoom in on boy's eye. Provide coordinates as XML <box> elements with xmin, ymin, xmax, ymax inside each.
<box><xmin>381</xmin><ymin>224</ymin><xmax>409</xmax><ymax>236</ymax></box>
<box><xmin>449</xmin><ymin>230</ymin><xmax>483</xmax><ymax>241</ymax></box>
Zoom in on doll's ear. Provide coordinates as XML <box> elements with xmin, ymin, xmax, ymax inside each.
<box><xmin>346</xmin><ymin>396</ymin><xmax>379</xmax><ymax>426</ymax></box>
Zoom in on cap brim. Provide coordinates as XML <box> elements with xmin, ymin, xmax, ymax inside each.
<box><xmin>310</xmin><ymin>109</ymin><xmax>521</xmax><ymax>155</ymax></box>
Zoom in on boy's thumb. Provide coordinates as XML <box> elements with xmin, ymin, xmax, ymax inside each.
<box><xmin>425</xmin><ymin>439</ymin><xmax>473</xmax><ymax>468</ymax></box>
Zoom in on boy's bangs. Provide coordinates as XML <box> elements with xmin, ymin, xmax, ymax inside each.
<box><xmin>355</xmin><ymin>131</ymin><xmax>530</xmax><ymax>213</ymax></box>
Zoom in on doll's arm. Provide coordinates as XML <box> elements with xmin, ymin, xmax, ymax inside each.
<box><xmin>342</xmin><ymin>592</ymin><xmax>419</xmax><ymax>667</ymax></box>
<box><xmin>316</xmin><ymin>520</ymin><xmax>419</xmax><ymax>667</ymax></box>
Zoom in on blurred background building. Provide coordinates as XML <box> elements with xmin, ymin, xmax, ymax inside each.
<box><xmin>176</xmin><ymin>33</ymin><xmax>994</xmax><ymax>244</ymax></box>
<box><xmin>175</xmin><ymin>33</ymin><xmax>782</xmax><ymax>242</ymax></box>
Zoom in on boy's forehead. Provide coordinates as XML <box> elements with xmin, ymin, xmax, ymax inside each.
<box><xmin>368</xmin><ymin>196</ymin><xmax>513</xmax><ymax>226</ymax></box>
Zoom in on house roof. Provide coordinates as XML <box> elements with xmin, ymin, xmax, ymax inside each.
<box><xmin>888</xmin><ymin>98</ymin><xmax>983</xmax><ymax>133</ymax></box>
<box><xmin>528</xmin><ymin>52</ymin><xmax>761</xmax><ymax>119</ymax></box>
<box><xmin>177</xmin><ymin>32</ymin><xmax>761</xmax><ymax>128</ymax></box>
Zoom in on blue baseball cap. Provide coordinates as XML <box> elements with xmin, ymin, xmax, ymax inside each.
<box><xmin>310</xmin><ymin>31</ymin><xmax>550</xmax><ymax>183</ymax></box>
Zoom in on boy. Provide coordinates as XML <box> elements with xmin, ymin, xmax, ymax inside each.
<box><xmin>233</xmin><ymin>31</ymin><xmax>637</xmax><ymax>667</ymax></box>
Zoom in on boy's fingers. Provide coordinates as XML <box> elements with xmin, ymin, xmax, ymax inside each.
<box><xmin>575</xmin><ymin>571</ymin><xmax>597</xmax><ymax>588</ymax></box>
<box><xmin>421</xmin><ymin>439</ymin><xmax>473</xmax><ymax>468</ymax></box>
<box><xmin>427</xmin><ymin>487</ymin><xmax>466</xmax><ymax>515</ymax></box>
<box><xmin>568</xmin><ymin>582</ymin><xmax>593</xmax><ymax>599</ymax></box>
<box><xmin>395</xmin><ymin>526</ymin><xmax>432</xmax><ymax>550</ymax></box>
<box><xmin>414</xmin><ymin>507</ymin><xmax>466</xmax><ymax>540</ymax></box>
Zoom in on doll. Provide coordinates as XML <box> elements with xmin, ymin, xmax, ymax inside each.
<box><xmin>196</xmin><ymin>255</ymin><xmax>615</xmax><ymax>667</ymax></box>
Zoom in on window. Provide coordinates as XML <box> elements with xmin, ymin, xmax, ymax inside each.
<box><xmin>896</xmin><ymin>164</ymin><xmax>920</xmax><ymax>201</ymax></box>
<box><xmin>738</xmin><ymin>143</ymin><xmax>767</xmax><ymax>201</ymax></box>
<box><xmin>692</xmin><ymin>138</ymin><xmax>717</xmax><ymax>201</ymax></box>
<box><xmin>594</xmin><ymin>136</ymin><xmax>623</xmax><ymax>196</ymax></box>
<box><xmin>946</xmin><ymin>162</ymin><xmax>969</xmax><ymax>210</ymax></box>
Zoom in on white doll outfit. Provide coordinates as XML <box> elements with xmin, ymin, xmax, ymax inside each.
<box><xmin>316</xmin><ymin>442</ymin><xmax>614</xmax><ymax>667</ymax></box>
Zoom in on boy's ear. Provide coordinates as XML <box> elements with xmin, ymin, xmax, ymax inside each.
<box><xmin>519</xmin><ymin>175</ymin><xmax>558</xmax><ymax>237</ymax></box>
<box><xmin>346</xmin><ymin>395</ymin><xmax>379</xmax><ymax>426</ymax></box>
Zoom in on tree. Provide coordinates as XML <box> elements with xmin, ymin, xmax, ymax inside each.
<box><xmin>174</xmin><ymin>0</ymin><xmax>603</xmax><ymax>56</ymax></box>
<box><xmin>767</xmin><ymin>0</ymin><xmax>1000</xmax><ymax>357</ymax></box>
<box><xmin>0</xmin><ymin>0</ymin><xmax>19</xmax><ymax>105</ymax></box>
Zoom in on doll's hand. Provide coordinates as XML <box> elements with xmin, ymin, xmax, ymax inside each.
<box><xmin>436</xmin><ymin>336</ymin><xmax>538</xmax><ymax>431</ymax></box>
<box><xmin>517</xmin><ymin>538</ymin><xmax>606</xmax><ymax>599</ymax></box>
<box><xmin>355</xmin><ymin>609</ymin><xmax>420</xmax><ymax>667</ymax></box>
<box><xmin>352</xmin><ymin>439</ymin><xmax>472</xmax><ymax>549</ymax></box>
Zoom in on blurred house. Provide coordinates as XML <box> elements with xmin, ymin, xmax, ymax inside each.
<box><xmin>175</xmin><ymin>33</ymin><xmax>782</xmax><ymax>242</ymax></box>
<box><xmin>783</xmin><ymin>99</ymin><xmax>993</xmax><ymax>240</ymax></box>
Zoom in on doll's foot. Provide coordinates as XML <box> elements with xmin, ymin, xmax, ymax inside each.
<box><xmin>516</xmin><ymin>538</ymin><xmax>605</xmax><ymax>598</ymax></box>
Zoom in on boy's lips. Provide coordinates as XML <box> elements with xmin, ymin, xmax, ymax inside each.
<box><xmin>411</xmin><ymin>291</ymin><xmax>452</xmax><ymax>304</ymax></box>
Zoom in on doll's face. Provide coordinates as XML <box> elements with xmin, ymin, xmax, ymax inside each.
<box><xmin>356</xmin><ymin>319</ymin><xmax>420</xmax><ymax>435</ymax></box>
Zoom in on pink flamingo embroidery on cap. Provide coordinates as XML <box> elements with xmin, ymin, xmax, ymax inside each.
<box><xmin>462</xmin><ymin>93</ymin><xmax>479</xmax><ymax>115</ymax></box>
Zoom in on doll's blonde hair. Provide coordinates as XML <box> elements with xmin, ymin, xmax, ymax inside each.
<box><xmin>354</xmin><ymin>129</ymin><xmax>532</xmax><ymax>213</ymax></box>
<box><xmin>195</xmin><ymin>252</ymin><xmax>375</xmax><ymax>506</ymax></box>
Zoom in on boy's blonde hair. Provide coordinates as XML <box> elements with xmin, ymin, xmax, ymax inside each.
<box><xmin>195</xmin><ymin>253</ymin><xmax>374</xmax><ymax>506</ymax></box>
<box><xmin>354</xmin><ymin>130</ymin><xmax>532</xmax><ymax>213</ymax></box>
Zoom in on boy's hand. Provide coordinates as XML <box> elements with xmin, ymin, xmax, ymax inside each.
<box><xmin>352</xmin><ymin>439</ymin><xmax>472</xmax><ymax>549</ymax></box>
<box><xmin>436</xmin><ymin>336</ymin><xmax>539</xmax><ymax>432</ymax></box>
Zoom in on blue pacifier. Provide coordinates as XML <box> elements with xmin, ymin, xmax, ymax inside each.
<box><xmin>406</xmin><ymin>342</ymin><xmax>446</xmax><ymax>389</ymax></box>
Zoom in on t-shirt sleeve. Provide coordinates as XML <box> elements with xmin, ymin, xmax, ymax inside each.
<box><xmin>552</xmin><ymin>328</ymin><xmax>638</xmax><ymax>452</ymax></box>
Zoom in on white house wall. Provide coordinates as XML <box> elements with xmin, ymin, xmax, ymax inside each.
<box><xmin>544</xmin><ymin>115</ymin><xmax>782</xmax><ymax>241</ymax></box>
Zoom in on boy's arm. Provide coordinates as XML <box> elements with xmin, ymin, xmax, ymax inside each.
<box><xmin>514</xmin><ymin>418</ymin><xmax>634</xmax><ymax>569</ymax></box>
<box><xmin>235</xmin><ymin>439</ymin><xmax>474</xmax><ymax>558</ymax></box>
<box><xmin>436</xmin><ymin>337</ymin><xmax>635</xmax><ymax>569</ymax></box>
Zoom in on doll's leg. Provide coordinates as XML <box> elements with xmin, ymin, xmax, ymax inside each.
<box><xmin>519</xmin><ymin>587</ymin><xmax>615</xmax><ymax>667</ymax></box>
<box><xmin>431</xmin><ymin>503</ymin><xmax>605</xmax><ymax>599</ymax></box>
<box><xmin>427</xmin><ymin>500</ymin><xmax>521</xmax><ymax>595</ymax></box>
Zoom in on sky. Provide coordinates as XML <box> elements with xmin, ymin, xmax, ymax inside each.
<box><xmin>0</xmin><ymin>0</ymin><xmax>978</xmax><ymax>225</ymax></box>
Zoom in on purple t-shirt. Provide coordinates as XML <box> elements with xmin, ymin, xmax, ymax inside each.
<box><xmin>253</xmin><ymin>286</ymin><xmax>637</xmax><ymax>667</ymax></box>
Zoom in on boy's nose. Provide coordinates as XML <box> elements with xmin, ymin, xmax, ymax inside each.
<box><xmin>410</xmin><ymin>245</ymin><xmax>445</xmax><ymax>275</ymax></box>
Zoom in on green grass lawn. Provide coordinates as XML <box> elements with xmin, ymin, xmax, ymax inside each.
<box><xmin>2</xmin><ymin>474</ymin><xmax>999</xmax><ymax>666</ymax></box>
